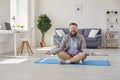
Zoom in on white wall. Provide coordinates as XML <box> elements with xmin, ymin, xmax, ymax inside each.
<box><xmin>35</xmin><ymin>0</ymin><xmax>120</xmax><ymax>47</ymax></box>
<box><xmin>0</xmin><ymin>0</ymin><xmax>10</xmax><ymax>29</ymax></box>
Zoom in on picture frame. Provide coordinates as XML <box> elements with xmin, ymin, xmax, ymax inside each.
<box><xmin>75</xmin><ymin>4</ymin><xmax>82</xmax><ymax>14</ymax></box>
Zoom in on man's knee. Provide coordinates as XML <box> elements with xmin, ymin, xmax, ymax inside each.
<box><xmin>78</xmin><ymin>52</ymin><xmax>87</xmax><ymax>60</ymax></box>
<box><xmin>79</xmin><ymin>52</ymin><xmax>87</xmax><ymax>56</ymax></box>
<box><xmin>81</xmin><ymin>53</ymin><xmax>87</xmax><ymax>60</ymax></box>
<box><xmin>57</xmin><ymin>51</ymin><xmax>65</xmax><ymax>59</ymax></box>
<box><xmin>57</xmin><ymin>51</ymin><xmax>71</xmax><ymax>60</ymax></box>
<box><xmin>82</xmin><ymin>53</ymin><xmax>87</xmax><ymax>57</ymax></box>
<box><xmin>57</xmin><ymin>52</ymin><xmax>63</xmax><ymax>57</ymax></box>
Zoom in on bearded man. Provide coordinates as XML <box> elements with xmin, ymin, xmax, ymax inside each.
<box><xmin>47</xmin><ymin>23</ymin><xmax>95</xmax><ymax>64</ymax></box>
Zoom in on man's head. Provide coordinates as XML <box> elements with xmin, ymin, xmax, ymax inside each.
<box><xmin>69</xmin><ymin>23</ymin><xmax>78</xmax><ymax>37</ymax></box>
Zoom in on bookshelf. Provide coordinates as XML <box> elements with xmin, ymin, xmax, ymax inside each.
<box><xmin>105</xmin><ymin>31</ymin><xmax>119</xmax><ymax>48</ymax></box>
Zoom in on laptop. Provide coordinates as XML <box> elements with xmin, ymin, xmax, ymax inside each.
<box><xmin>5</xmin><ymin>22</ymin><xmax>11</xmax><ymax>30</ymax></box>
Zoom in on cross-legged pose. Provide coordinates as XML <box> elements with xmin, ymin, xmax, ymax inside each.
<box><xmin>47</xmin><ymin>23</ymin><xmax>95</xmax><ymax>64</ymax></box>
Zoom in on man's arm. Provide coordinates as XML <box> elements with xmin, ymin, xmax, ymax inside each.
<box><xmin>46</xmin><ymin>35</ymin><xmax>67</xmax><ymax>55</ymax></box>
<box><xmin>52</xmin><ymin>35</ymin><xmax>67</xmax><ymax>54</ymax></box>
<box><xmin>80</xmin><ymin>35</ymin><xmax>95</xmax><ymax>56</ymax></box>
<box><xmin>80</xmin><ymin>35</ymin><xmax>89</xmax><ymax>54</ymax></box>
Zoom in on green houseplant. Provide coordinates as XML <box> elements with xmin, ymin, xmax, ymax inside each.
<box><xmin>37</xmin><ymin>14</ymin><xmax>52</xmax><ymax>47</ymax></box>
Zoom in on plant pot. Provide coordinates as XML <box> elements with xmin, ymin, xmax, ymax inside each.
<box><xmin>40</xmin><ymin>42</ymin><xmax>46</xmax><ymax>47</ymax></box>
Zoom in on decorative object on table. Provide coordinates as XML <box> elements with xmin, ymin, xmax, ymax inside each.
<box><xmin>15</xmin><ymin>24</ymin><xmax>24</xmax><ymax>30</ymax></box>
<box><xmin>4</xmin><ymin>22</ymin><xmax>11</xmax><ymax>30</ymax></box>
<box><xmin>12</xmin><ymin>16</ymin><xmax>16</xmax><ymax>30</ymax></box>
<box><xmin>37</xmin><ymin>14</ymin><xmax>52</xmax><ymax>47</ymax></box>
<box><xmin>12</xmin><ymin>16</ymin><xmax>16</xmax><ymax>23</ymax></box>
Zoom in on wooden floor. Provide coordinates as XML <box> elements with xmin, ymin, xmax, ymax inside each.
<box><xmin>0</xmin><ymin>48</ymin><xmax>120</xmax><ymax>80</ymax></box>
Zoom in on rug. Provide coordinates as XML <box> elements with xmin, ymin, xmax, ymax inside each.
<box><xmin>34</xmin><ymin>58</ymin><xmax>110</xmax><ymax>66</ymax></box>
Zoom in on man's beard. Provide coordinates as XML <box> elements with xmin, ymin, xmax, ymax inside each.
<box><xmin>69</xmin><ymin>31</ymin><xmax>77</xmax><ymax>37</ymax></box>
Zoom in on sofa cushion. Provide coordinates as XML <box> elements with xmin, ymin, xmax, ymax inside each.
<box><xmin>84</xmin><ymin>29</ymin><xmax>91</xmax><ymax>37</ymax></box>
<box><xmin>88</xmin><ymin>29</ymin><xmax>99</xmax><ymax>37</ymax></box>
<box><xmin>85</xmin><ymin>37</ymin><xmax>97</xmax><ymax>42</ymax></box>
<box><xmin>55</xmin><ymin>29</ymin><xmax>65</xmax><ymax>37</ymax></box>
<box><xmin>78</xmin><ymin>29</ymin><xmax>84</xmax><ymax>35</ymax></box>
<box><xmin>61</xmin><ymin>28</ymin><xmax>69</xmax><ymax>34</ymax></box>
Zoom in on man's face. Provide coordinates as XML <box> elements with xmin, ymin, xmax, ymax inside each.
<box><xmin>69</xmin><ymin>25</ymin><xmax>77</xmax><ymax>37</ymax></box>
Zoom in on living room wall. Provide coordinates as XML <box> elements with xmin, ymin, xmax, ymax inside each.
<box><xmin>0</xmin><ymin>0</ymin><xmax>10</xmax><ymax>29</ymax></box>
<box><xmin>35</xmin><ymin>0</ymin><xmax>120</xmax><ymax>47</ymax></box>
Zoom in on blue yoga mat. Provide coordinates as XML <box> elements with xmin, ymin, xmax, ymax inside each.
<box><xmin>34</xmin><ymin>58</ymin><xmax>110</xmax><ymax>66</ymax></box>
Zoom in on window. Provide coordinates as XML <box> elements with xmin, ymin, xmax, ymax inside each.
<box><xmin>10</xmin><ymin>0</ymin><xmax>28</xmax><ymax>31</ymax></box>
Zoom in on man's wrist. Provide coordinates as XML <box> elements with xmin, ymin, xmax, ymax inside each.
<box><xmin>52</xmin><ymin>51</ymin><xmax>56</xmax><ymax>55</ymax></box>
<box><xmin>86</xmin><ymin>54</ymin><xmax>89</xmax><ymax>56</ymax></box>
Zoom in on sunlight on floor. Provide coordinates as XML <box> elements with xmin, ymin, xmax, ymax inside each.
<box><xmin>0</xmin><ymin>58</ymin><xmax>28</xmax><ymax>64</ymax></box>
<box><xmin>36</xmin><ymin>46</ymin><xmax>56</xmax><ymax>51</ymax></box>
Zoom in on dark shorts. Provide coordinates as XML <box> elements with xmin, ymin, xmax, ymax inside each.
<box><xmin>67</xmin><ymin>53</ymin><xmax>79</xmax><ymax>58</ymax></box>
<box><xmin>67</xmin><ymin>52</ymin><xmax>88</xmax><ymax>58</ymax></box>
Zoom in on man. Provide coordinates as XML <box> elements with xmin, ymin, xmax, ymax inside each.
<box><xmin>47</xmin><ymin>23</ymin><xmax>95</xmax><ymax>64</ymax></box>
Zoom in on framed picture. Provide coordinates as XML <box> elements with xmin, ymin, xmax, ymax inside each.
<box><xmin>75</xmin><ymin>4</ymin><xmax>82</xmax><ymax>14</ymax></box>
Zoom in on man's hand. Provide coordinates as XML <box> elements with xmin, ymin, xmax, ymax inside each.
<box><xmin>89</xmin><ymin>52</ymin><xmax>95</xmax><ymax>56</ymax></box>
<box><xmin>45</xmin><ymin>50</ymin><xmax>53</xmax><ymax>55</ymax></box>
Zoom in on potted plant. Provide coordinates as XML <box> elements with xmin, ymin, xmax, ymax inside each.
<box><xmin>12</xmin><ymin>24</ymin><xmax>24</xmax><ymax>31</ymax></box>
<box><xmin>15</xmin><ymin>24</ymin><xmax>24</xmax><ymax>30</ymax></box>
<box><xmin>37</xmin><ymin>14</ymin><xmax>52</xmax><ymax>47</ymax></box>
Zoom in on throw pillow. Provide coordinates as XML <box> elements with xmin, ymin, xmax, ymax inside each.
<box><xmin>55</xmin><ymin>29</ymin><xmax>65</xmax><ymax>37</ymax></box>
<box><xmin>88</xmin><ymin>29</ymin><xmax>99</xmax><ymax>37</ymax></box>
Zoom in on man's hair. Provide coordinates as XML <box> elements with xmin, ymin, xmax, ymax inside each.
<box><xmin>69</xmin><ymin>23</ymin><xmax>78</xmax><ymax>27</ymax></box>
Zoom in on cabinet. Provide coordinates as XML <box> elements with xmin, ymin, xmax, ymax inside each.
<box><xmin>0</xmin><ymin>30</ymin><xmax>14</xmax><ymax>54</ymax></box>
<box><xmin>105</xmin><ymin>31</ymin><xmax>119</xmax><ymax>48</ymax></box>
